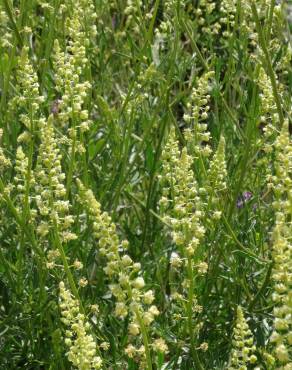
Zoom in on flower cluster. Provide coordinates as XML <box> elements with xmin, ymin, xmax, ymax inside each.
<box><xmin>207</xmin><ymin>136</ymin><xmax>227</xmax><ymax>193</ymax></box>
<box><xmin>220</xmin><ymin>0</ymin><xmax>236</xmax><ymax>38</ymax></box>
<box><xmin>251</xmin><ymin>1</ymin><xmax>288</xmax><ymax>55</ymax></box>
<box><xmin>59</xmin><ymin>282</ymin><xmax>102</xmax><ymax>369</ymax></box>
<box><xmin>0</xmin><ymin>129</ymin><xmax>10</xmax><ymax>172</ymax></box>
<box><xmin>184</xmin><ymin>71</ymin><xmax>215</xmax><ymax>159</ymax></box>
<box><xmin>10</xmin><ymin>47</ymin><xmax>44</xmax><ymax>131</ymax></box>
<box><xmin>206</xmin><ymin>136</ymin><xmax>227</xmax><ymax>219</ymax></box>
<box><xmin>228</xmin><ymin>306</ymin><xmax>257</xmax><ymax>369</ymax></box>
<box><xmin>219</xmin><ymin>0</ymin><xmax>267</xmax><ymax>43</ymax></box>
<box><xmin>154</xmin><ymin>0</ymin><xmax>176</xmax><ymax>42</ymax></box>
<box><xmin>34</xmin><ymin>115</ymin><xmax>76</xmax><ymax>243</ymax></box>
<box><xmin>159</xmin><ymin>129</ymin><xmax>205</xmax><ymax>259</ymax></box>
<box><xmin>0</xmin><ymin>8</ymin><xmax>12</xmax><ymax>49</ymax></box>
<box><xmin>269</xmin><ymin>121</ymin><xmax>292</xmax><ymax>368</ymax></box>
<box><xmin>153</xmin><ymin>0</ymin><xmax>188</xmax><ymax>60</ymax></box>
<box><xmin>53</xmin><ymin>0</ymin><xmax>96</xmax><ymax>140</ymax></box>
<box><xmin>124</xmin><ymin>0</ymin><xmax>144</xmax><ymax>34</ymax></box>
<box><xmin>257</xmin><ymin>67</ymin><xmax>279</xmax><ymax>144</ymax></box>
<box><xmin>14</xmin><ymin>146</ymin><xmax>36</xmax><ymax>217</ymax></box>
<box><xmin>159</xmin><ymin>128</ymin><xmax>206</xmax><ymax>349</ymax></box>
<box><xmin>194</xmin><ymin>0</ymin><xmax>221</xmax><ymax>36</ymax></box>
<box><xmin>78</xmin><ymin>0</ymin><xmax>97</xmax><ymax>40</ymax></box>
<box><xmin>120</xmin><ymin>62</ymin><xmax>161</xmax><ymax>125</ymax></box>
<box><xmin>46</xmin><ymin>249</ymin><xmax>61</xmax><ymax>270</ymax></box>
<box><xmin>12</xmin><ymin>46</ymin><xmax>45</xmax><ymax>131</ymax></box>
<box><xmin>277</xmin><ymin>44</ymin><xmax>292</xmax><ymax>80</ymax></box>
<box><xmin>78</xmin><ymin>181</ymin><xmax>166</xmax><ymax>365</ymax></box>
<box><xmin>219</xmin><ymin>0</ymin><xmax>283</xmax><ymax>51</ymax></box>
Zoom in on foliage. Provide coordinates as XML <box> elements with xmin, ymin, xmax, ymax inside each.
<box><xmin>0</xmin><ymin>0</ymin><xmax>291</xmax><ymax>369</ymax></box>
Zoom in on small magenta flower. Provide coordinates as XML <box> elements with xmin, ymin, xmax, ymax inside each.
<box><xmin>236</xmin><ymin>198</ymin><xmax>244</xmax><ymax>208</ymax></box>
<box><xmin>237</xmin><ymin>191</ymin><xmax>253</xmax><ymax>208</ymax></box>
<box><xmin>243</xmin><ymin>191</ymin><xmax>252</xmax><ymax>201</ymax></box>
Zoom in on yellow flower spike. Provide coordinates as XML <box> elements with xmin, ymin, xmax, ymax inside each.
<box><xmin>0</xmin><ymin>129</ymin><xmax>11</xmax><ymax>172</ymax></box>
<box><xmin>35</xmin><ymin>115</ymin><xmax>77</xmax><ymax>243</ymax></box>
<box><xmin>269</xmin><ymin>121</ymin><xmax>292</xmax><ymax>369</ymax></box>
<box><xmin>229</xmin><ymin>306</ymin><xmax>257</xmax><ymax>369</ymax></box>
<box><xmin>59</xmin><ymin>282</ymin><xmax>102</xmax><ymax>369</ymax></box>
<box><xmin>78</xmin><ymin>181</ymin><xmax>164</xmax><ymax>368</ymax></box>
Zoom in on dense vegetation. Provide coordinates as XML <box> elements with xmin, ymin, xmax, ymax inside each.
<box><xmin>0</xmin><ymin>0</ymin><xmax>291</xmax><ymax>369</ymax></box>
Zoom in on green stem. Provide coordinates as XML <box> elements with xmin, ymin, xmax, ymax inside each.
<box><xmin>124</xmin><ymin>274</ymin><xmax>152</xmax><ymax>369</ymax></box>
<box><xmin>180</xmin><ymin>18</ymin><xmax>245</xmax><ymax>141</ymax></box>
<box><xmin>248</xmin><ymin>262</ymin><xmax>273</xmax><ymax>310</ymax></box>
<box><xmin>0</xmin><ymin>178</ymin><xmax>43</xmax><ymax>257</ymax></box>
<box><xmin>250</xmin><ymin>1</ymin><xmax>285</xmax><ymax>127</ymax></box>
<box><xmin>266</xmin><ymin>0</ymin><xmax>276</xmax><ymax>43</ymax></box>
<box><xmin>146</xmin><ymin>0</ymin><xmax>160</xmax><ymax>44</ymax></box>
<box><xmin>221</xmin><ymin>214</ymin><xmax>269</xmax><ymax>263</ymax></box>
<box><xmin>53</xmin><ymin>221</ymin><xmax>83</xmax><ymax>311</ymax></box>
<box><xmin>0</xmin><ymin>45</ymin><xmax>16</xmax><ymax>143</ymax></box>
<box><xmin>23</xmin><ymin>103</ymin><xmax>35</xmax><ymax>223</ymax></box>
<box><xmin>186</xmin><ymin>257</ymin><xmax>204</xmax><ymax>370</ymax></box>
<box><xmin>134</xmin><ymin>308</ymin><xmax>153</xmax><ymax>370</ymax></box>
<box><xmin>125</xmin><ymin>190</ymin><xmax>171</xmax><ymax>228</ymax></box>
<box><xmin>66</xmin><ymin>131</ymin><xmax>77</xmax><ymax>199</ymax></box>
<box><xmin>2</xmin><ymin>0</ymin><xmax>23</xmax><ymax>47</ymax></box>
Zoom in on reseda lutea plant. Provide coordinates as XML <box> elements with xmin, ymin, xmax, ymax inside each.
<box><xmin>0</xmin><ymin>0</ymin><xmax>291</xmax><ymax>369</ymax></box>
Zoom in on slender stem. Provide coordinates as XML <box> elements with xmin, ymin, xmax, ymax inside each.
<box><xmin>135</xmin><ymin>308</ymin><xmax>153</xmax><ymax>370</ymax></box>
<box><xmin>186</xmin><ymin>257</ymin><xmax>204</xmax><ymax>370</ymax></box>
<box><xmin>23</xmin><ymin>101</ymin><xmax>35</xmax><ymax>224</ymax></box>
<box><xmin>2</xmin><ymin>0</ymin><xmax>23</xmax><ymax>47</ymax></box>
<box><xmin>125</xmin><ymin>190</ymin><xmax>172</xmax><ymax>228</ymax></box>
<box><xmin>250</xmin><ymin>1</ymin><xmax>285</xmax><ymax>127</ymax></box>
<box><xmin>53</xmin><ymin>221</ymin><xmax>83</xmax><ymax>311</ymax></box>
<box><xmin>221</xmin><ymin>214</ymin><xmax>269</xmax><ymax>263</ymax></box>
<box><xmin>180</xmin><ymin>19</ymin><xmax>208</xmax><ymax>70</ymax></box>
<box><xmin>0</xmin><ymin>46</ymin><xmax>16</xmax><ymax>141</ymax></box>
<box><xmin>266</xmin><ymin>0</ymin><xmax>276</xmax><ymax>43</ymax></box>
<box><xmin>133</xmin><ymin>0</ymin><xmax>147</xmax><ymax>40</ymax></box>
<box><xmin>248</xmin><ymin>262</ymin><xmax>274</xmax><ymax>310</ymax></box>
<box><xmin>125</xmin><ymin>275</ymin><xmax>153</xmax><ymax>369</ymax></box>
<box><xmin>17</xmin><ymin>103</ymin><xmax>35</xmax><ymax>291</ymax></box>
<box><xmin>66</xmin><ymin>128</ymin><xmax>77</xmax><ymax>199</ymax></box>
<box><xmin>0</xmin><ymin>178</ymin><xmax>43</xmax><ymax>257</ymax></box>
<box><xmin>141</xmin><ymin>102</ymin><xmax>169</xmax><ymax>253</ymax></box>
<box><xmin>146</xmin><ymin>0</ymin><xmax>160</xmax><ymax>44</ymax></box>
<box><xmin>180</xmin><ymin>18</ymin><xmax>245</xmax><ymax>141</ymax></box>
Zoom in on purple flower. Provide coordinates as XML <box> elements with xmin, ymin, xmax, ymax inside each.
<box><xmin>237</xmin><ymin>191</ymin><xmax>253</xmax><ymax>208</ymax></box>
<box><xmin>51</xmin><ymin>99</ymin><xmax>60</xmax><ymax>116</ymax></box>
<box><xmin>236</xmin><ymin>198</ymin><xmax>244</xmax><ymax>208</ymax></box>
<box><xmin>242</xmin><ymin>191</ymin><xmax>252</xmax><ymax>201</ymax></box>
